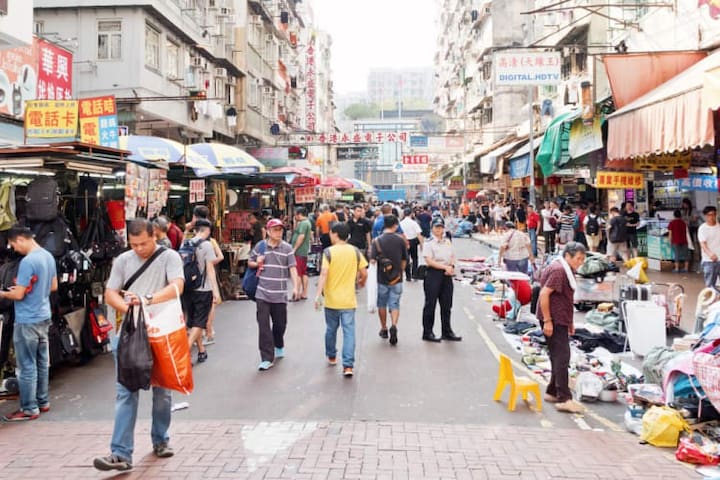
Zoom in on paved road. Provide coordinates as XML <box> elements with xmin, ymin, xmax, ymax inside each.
<box><xmin>0</xmin><ymin>238</ymin><xmax>697</xmax><ymax>478</ymax></box>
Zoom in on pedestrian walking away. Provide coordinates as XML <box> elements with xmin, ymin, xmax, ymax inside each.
<box><xmin>400</xmin><ymin>208</ymin><xmax>424</xmax><ymax>281</ymax></box>
<box><xmin>541</xmin><ymin>201</ymin><xmax>561</xmax><ymax>254</ymax></box>
<box><xmin>370</xmin><ymin>214</ymin><xmax>407</xmax><ymax>346</ymax></box>
<box><xmin>421</xmin><ymin>218</ymin><xmax>462</xmax><ymax>342</ymax></box>
<box><xmin>537</xmin><ymin>242</ymin><xmax>586</xmax><ymax>414</ymax></box>
<box><xmin>606</xmin><ymin>207</ymin><xmax>629</xmax><ymax>263</ymax></box>
<box><xmin>291</xmin><ymin>206</ymin><xmax>313</xmax><ymax>300</ymax></box>
<box><xmin>667</xmin><ymin>209</ymin><xmax>689</xmax><ymax>273</ymax></box>
<box><xmin>248</xmin><ymin>218</ymin><xmax>301</xmax><ymax>370</ymax></box>
<box><xmin>315</xmin><ymin>223</ymin><xmax>368</xmax><ymax>377</ymax></box>
<box><xmin>1</xmin><ymin>225</ymin><xmax>57</xmax><ymax>422</ymax></box>
<box><xmin>624</xmin><ymin>201</ymin><xmax>640</xmax><ymax>258</ymax></box>
<box><xmin>583</xmin><ymin>206</ymin><xmax>604</xmax><ymax>252</ymax></box>
<box><xmin>93</xmin><ymin>219</ymin><xmax>184</xmax><ymax>471</ymax></box>
<box><xmin>315</xmin><ymin>204</ymin><xmax>338</xmax><ymax>250</ymax></box>
<box><xmin>526</xmin><ymin>204</ymin><xmax>540</xmax><ymax>257</ymax></box>
<box><xmin>699</xmin><ymin>205</ymin><xmax>720</xmax><ymax>291</ymax></box>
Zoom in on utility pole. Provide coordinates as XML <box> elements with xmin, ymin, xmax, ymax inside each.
<box><xmin>527</xmin><ymin>0</ymin><xmax>537</xmax><ymax>207</ymax></box>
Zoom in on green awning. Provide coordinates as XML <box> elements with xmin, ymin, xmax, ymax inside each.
<box><xmin>536</xmin><ymin>109</ymin><xmax>581</xmax><ymax>177</ymax></box>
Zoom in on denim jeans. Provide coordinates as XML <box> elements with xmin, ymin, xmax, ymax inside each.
<box><xmin>110</xmin><ymin>336</ymin><xmax>172</xmax><ymax>463</ymax></box>
<box><xmin>528</xmin><ymin>228</ymin><xmax>538</xmax><ymax>257</ymax></box>
<box><xmin>702</xmin><ymin>261</ymin><xmax>720</xmax><ymax>292</ymax></box>
<box><xmin>505</xmin><ymin>258</ymin><xmax>529</xmax><ymax>274</ymax></box>
<box><xmin>324</xmin><ymin>308</ymin><xmax>356</xmax><ymax>368</ymax></box>
<box><xmin>13</xmin><ymin>319</ymin><xmax>50</xmax><ymax>415</ymax></box>
<box><xmin>377</xmin><ymin>282</ymin><xmax>403</xmax><ymax>311</ymax></box>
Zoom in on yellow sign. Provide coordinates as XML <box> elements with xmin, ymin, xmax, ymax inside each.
<box><xmin>24</xmin><ymin>100</ymin><xmax>78</xmax><ymax>138</ymax></box>
<box><xmin>596</xmin><ymin>171</ymin><xmax>644</xmax><ymax>189</ymax></box>
<box><xmin>633</xmin><ymin>153</ymin><xmax>691</xmax><ymax>171</ymax></box>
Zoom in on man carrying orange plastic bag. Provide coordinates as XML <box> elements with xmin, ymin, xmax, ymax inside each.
<box><xmin>93</xmin><ymin>219</ymin><xmax>185</xmax><ymax>472</ymax></box>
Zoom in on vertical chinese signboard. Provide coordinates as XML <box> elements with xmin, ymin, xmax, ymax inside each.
<box><xmin>79</xmin><ymin>95</ymin><xmax>119</xmax><ymax>148</ymax></box>
<box><xmin>0</xmin><ymin>37</ymin><xmax>73</xmax><ymax>119</ymax></box>
<box><xmin>24</xmin><ymin>100</ymin><xmax>78</xmax><ymax>138</ymax></box>
<box><xmin>305</xmin><ymin>35</ymin><xmax>316</xmax><ymax>132</ymax></box>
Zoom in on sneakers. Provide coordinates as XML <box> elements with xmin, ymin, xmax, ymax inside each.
<box><xmin>153</xmin><ymin>443</ymin><xmax>174</xmax><ymax>458</ymax></box>
<box><xmin>3</xmin><ymin>410</ymin><xmax>39</xmax><ymax>422</ymax></box>
<box><xmin>343</xmin><ymin>367</ymin><xmax>354</xmax><ymax>377</ymax></box>
<box><xmin>555</xmin><ymin>399</ymin><xmax>586</xmax><ymax>413</ymax></box>
<box><xmin>379</xmin><ymin>328</ymin><xmax>389</xmax><ymax>339</ymax></box>
<box><xmin>202</xmin><ymin>336</ymin><xmax>215</xmax><ymax>346</ymax></box>
<box><xmin>39</xmin><ymin>404</ymin><xmax>50</xmax><ymax>413</ymax></box>
<box><xmin>274</xmin><ymin>347</ymin><xmax>285</xmax><ymax>359</ymax></box>
<box><xmin>93</xmin><ymin>454</ymin><xmax>133</xmax><ymax>471</ymax></box>
<box><xmin>197</xmin><ymin>351</ymin><xmax>208</xmax><ymax>363</ymax></box>
<box><xmin>258</xmin><ymin>360</ymin><xmax>274</xmax><ymax>371</ymax></box>
<box><xmin>327</xmin><ymin>356</ymin><xmax>337</xmax><ymax>366</ymax></box>
<box><xmin>389</xmin><ymin>325</ymin><xmax>398</xmax><ymax>346</ymax></box>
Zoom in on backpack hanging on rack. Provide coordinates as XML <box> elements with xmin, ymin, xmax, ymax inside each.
<box><xmin>25</xmin><ymin>177</ymin><xmax>59</xmax><ymax>221</ymax></box>
<box><xmin>0</xmin><ymin>182</ymin><xmax>16</xmax><ymax>231</ymax></box>
<box><xmin>76</xmin><ymin>174</ymin><xmax>98</xmax><ymax>219</ymax></box>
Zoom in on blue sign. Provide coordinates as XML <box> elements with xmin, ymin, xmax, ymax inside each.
<box><xmin>509</xmin><ymin>154</ymin><xmax>532</xmax><ymax>179</ymax></box>
<box><xmin>677</xmin><ymin>174</ymin><xmax>717</xmax><ymax>192</ymax></box>
<box><xmin>409</xmin><ymin>135</ymin><xmax>428</xmax><ymax>147</ymax></box>
<box><xmin>98</xmin><ymin>115</ymin><xmax>119</xmax><ymax>148</ymax></box>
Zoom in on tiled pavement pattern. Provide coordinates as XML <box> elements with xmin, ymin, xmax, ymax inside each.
<box><xmin>0</xmin><ymin>420</ymin><xmax>695</xmax><ymax>479</ymax></box>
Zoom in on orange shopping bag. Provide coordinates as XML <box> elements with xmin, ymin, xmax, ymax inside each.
<box><xmin>143</xmin><ymin>285</ymin><xmax>193</xmax><ymax>394</ymax></box>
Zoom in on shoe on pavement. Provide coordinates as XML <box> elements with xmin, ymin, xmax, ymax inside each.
<box><xmin>202</xmin><ymin>336</ymin><xmax>215</xmax><ymax>346</ymax></box>
<box><xmin>543</xmin><ymin>393</ymin><xmax>559</xmax><ymax>403</ymax></box>
<box><xmin>93</xmin><ymin>454</ymin><xmax>133</xmax><ymax>471</ymax></box>
<box><xmin>379</xmin><ymin>328</ymin><xmax>389</xmax><ymax>339</ymax></box>
<box><xmin>197</xmin><ymin>351</ymin><xmax>208</xmax><ymax>363</ymax></box>
<box><xmin>258</xmin><ymin>361</ymin><xmax>274</xmax><ymax>371</ymax></box>
<box><xmin>555</xmin><ymin>399</ymin><xmax>586</xmax><ymax>414</ymax></box>
<box><xmin>441</xmin><ymin>333</ymin><xmax>463</xmax><ymax>341</ymax></box>
<box><xmin>39</xmin><ymin>404</ymin><xmax>50</xmax><ymax>413</ymax></box>
<box><xmin>422</xmin><ymin>334</ymin><xmax>441</xmax><ymax>343</ymax></box>
<box><xmin>327</xmin><ymin>356</ymin><xmax>337</xmax><ymax>366</ymax></box>
<box><xmin>274</xmin><ymin>347</ymin><xmax>285</xmax><ymax>359</ymax></box>
<box><xmin>3</xmin><ymin>410</ymin><xmax>39</xmax><ymax>422</ymax></box>
<box><xmin>153</xmin><ymin>443</ymin><xmax>174</xmax><ymax>458</ymax></box>
<box><xmin>389</xmin><ymin>325</ymin><xmax>398</xmax><ymax>346</ymax></box>
<box><xmin>343</xmin><ymin>367</ymin><xmax>353</xmax><ymax>377</ymax></box>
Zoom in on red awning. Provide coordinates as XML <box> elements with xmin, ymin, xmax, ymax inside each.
<box><xmin>606</xmin><ymin>50</ymin><xmax>720</xmax><ymax>160</ymax></box>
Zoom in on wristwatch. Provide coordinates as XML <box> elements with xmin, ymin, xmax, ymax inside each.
<box><xmin>144</xmin><ymin>294</ymin><xmax>154</xmax><ymax>305</ymax></box>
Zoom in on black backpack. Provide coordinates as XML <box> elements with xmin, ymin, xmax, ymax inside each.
<box><xmin>0</xmin><ymin>258</ymin><xmax>19</xmax><ymax>311</ymax></box>
<box><xmin>28</xmin><ymin>216</ymin><xmax>75</xmax><ymax>258</ymax></box>
<box><xmin>25</xmin><ymin>177</ymin><xmax>59</xmax><ymax>221</ymax></box>
<box><xmin>586</xmin><ymin>215</ymin><xmax>600</xmax><ymax>235</ymax></box>
<box><xmin>178</xmin><ymin>238</ymin><xmax>207</xmax><ymax>292</ymax></box>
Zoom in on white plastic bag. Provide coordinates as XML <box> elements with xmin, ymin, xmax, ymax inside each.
<box><xmin>367</xmin><ymin>263</ymin><xmax>378</xmax><ymax>313</ymax></box>
<box><xmin>627</xmin><ymin>261</ymin><xmax>642</xmax><ymax>281</ymax></box>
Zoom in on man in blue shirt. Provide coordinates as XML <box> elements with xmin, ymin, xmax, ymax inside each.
<box><xmin>1</xmin><ymin>225</ymin><xmax>57</xmax><ymax>421</ymax></box>
<box><xmin>372</xmin><ymin>204</ymin><xmax>405</xmax><ymax>239</ymax></box>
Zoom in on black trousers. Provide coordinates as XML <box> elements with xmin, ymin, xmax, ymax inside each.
<box><xmin>422</xmin><ymin>269</ymin><xmax>454</xmax><ymax>336</ymax></box>
<box><xmin>320</xmin><ymin>233</ymin><xmax>331</xmax><ymax>250</ymax></box>
<box><xmin>256</xmin><ymin>300</ymin><xmax>288</xmax><ymax>362</ymax></box>
<box><xmin>406</xmin><ymin>238</ymin><xmax>420</xmax><ymax>280</ymax></box>
<box><xmin>542</xmin><ymin>322</ymin><xmax>571</xmax><ymax>402</ymax></box>
<box><xmin>543</xmin><ymin>230</ymin><xmax>556</xmax><ymax>254</ymax></box>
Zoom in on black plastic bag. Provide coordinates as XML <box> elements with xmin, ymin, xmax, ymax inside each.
<box><xmin>116</xmin><ymin>306</ymin><xmax>153</xmax><ymax>392</ymax></box>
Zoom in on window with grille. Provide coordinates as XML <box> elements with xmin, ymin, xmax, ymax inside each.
<box><xmin>98</xmin><ymin>20</ymin><xmax>122</xmax><ymax>60</ymax></box>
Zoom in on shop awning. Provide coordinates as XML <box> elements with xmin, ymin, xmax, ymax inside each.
<box><xmin>0</xmin><ymin>142</ymin><xmax>131</xmax><ymax>174</ymax></box>
<box><xmin>271</xmin><ymin>166</ymin><xmax>319</xmax><ymax>186</ymax></box>
<box><xmin>536</xmin><ymin>109</ymin><xmax>581</xmax><ymax>176</ymax></box>
<box><xmin>188</xmin><ymin>143</ymin><xmax>266</xmax><ymax>175</ymax></box>
<box><xmin>607</xmin><ymin>50</ymin><xmax>720</xmax><ymax>160</ymax></box>
<box><xmin>479</xmin><ymin>138</ymin><xmax>525</xmax><ymax>175</ymax></box>
<box><xmin>508</xmin><ymin>135</ymin><xmax>544</xmax><ymax>161</ymax></box>
<box><xmin>118</xmin><ymin>135</ymin><xmax>213</xmax><ymax>174</ymax></box>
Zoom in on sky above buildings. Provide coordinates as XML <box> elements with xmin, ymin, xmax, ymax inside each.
<box><xmin>311</xmin><ymin>0</ymin><xmax>437</xmax><ymax>95</ymax></box>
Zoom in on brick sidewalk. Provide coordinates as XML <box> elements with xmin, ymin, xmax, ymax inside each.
<box><xmin>0</xmin><ymin>420</ymin><xmax>695</xmax><ymax>479</ymax></box>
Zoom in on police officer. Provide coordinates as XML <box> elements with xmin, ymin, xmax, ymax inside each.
<box><xmin>421</xmin><ymin>218</ymin><xmax>462</xmax><ymax>342</ymax></box>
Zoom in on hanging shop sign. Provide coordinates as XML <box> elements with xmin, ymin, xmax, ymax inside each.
<box><xmin>336</xmin><ymin>146</ymin><xmax>379</xmax><ymax>160</ymax></box>
<box><xmin>677</xmin><ymin>174</ymin><xmax>718</xmax><ymax>192</ymax></box>
<box><xmin>509</xmin><ymin>154</ymin><xmax>532</xmax><ymax>179</ymax></box>
<box><xmin>568</xmin><ymin>117</ymin><xmax>603</xmax><ymax>159</ymax></box>
<box><xmin>596</xmin><ymin>171</ymin><xmax>644</xmax><ymax>189</ymax></box>
<box><xmin>189</xmin><ymin>179</ymin><xmax>206</xmax><ymax>204</ymax></box>
<box><xmin>317</xmin><ymin>186</ymin><xmax>337</xmax><ymax>200</ymax></box>
<box><xmin>225</xmin><ymin>211</ymin><xmax>252</xmax><ymax>230</ymax></box>
<box><xmin>294</xmin><ymin>186</ymin><xmax>316</xmax><ymax>204</ymax></box>
<box><xmin>493</xmin><ymin>51</ymin><xmax>562</xmax><ymax>86</ymax></box>
<box><xmin>305</xmin><ymin>35</ymin><xmax>316</xmax><ymax>132</ymax></box>
<box><xmin>289</xmin><ymin>131</ymin><xmax>411</xmax><ymax>145</ymax></box>
<box><xmin>401</xmin><ymin>154</ymin><xmax>429</xmax><ymax>172</ymax></box>
<box><xmin>633</xmin><ymin>153</ymin><xmax>691</xmax><ymax>171</ymax></box>
<box><xmin>79</xmin><ymin>95</ymin><xmax>119</xmax><ymax>148</ymax></box>
<box><xmin>448</xmin><ymin>176</ymin><xmax>464</xmax><ymax>191</ymax></box>
<box><xmin>409</xmin><ymin>135</ymin><xmax>428</xmax><ymax>147</ymax></box>
<box><xmin>24</xmin><ymin>99</ymin><xmax>78</xmax><ymax>138</ymax></box>
<box><xmin>0</xmin><ymin>37</ymin><xmax>74</xmax><ymax>119</ymax></box>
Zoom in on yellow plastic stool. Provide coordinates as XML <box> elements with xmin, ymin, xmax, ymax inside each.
<box><xmin>493</xmin><ymin>353</ymin><xmax>542</xmax><ymax>412</ymax></box>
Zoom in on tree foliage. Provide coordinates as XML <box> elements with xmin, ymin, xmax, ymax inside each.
<box><xmin>343</xmin><ymin>103</ymin><xmax>380</xmax><ymax>120</ymax></box>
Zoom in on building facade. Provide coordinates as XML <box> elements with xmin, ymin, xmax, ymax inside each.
<box><xmin>367</xmin><ymin>67</ymin><xmax>434</xmax><ymax>110</ymax></box>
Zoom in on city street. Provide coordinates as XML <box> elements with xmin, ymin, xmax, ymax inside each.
<box><xmin>0</xmin><ymin>238</ymin><xmax>696</xmax><ymax>479</ymax></box>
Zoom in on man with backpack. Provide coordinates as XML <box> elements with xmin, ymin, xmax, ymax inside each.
<box><xmin>1</xmin><ymin>226</ymin><xmax>57</xmax><ymax>422</ymax></box>
<box><xmin>370</xmin><ymin>215</ymin><xmax>408</xmax><ymax>346</ymax></box>
<box><xmin>315</xmin><ymin>223</ymin><xmax>368</xmax><ymax>377</ymax></box>
<box><xmin>583</xmin><ymin>206</ymin><xmax>604</xmax><ymax>252</ymax></box>
<box><xmin>180</xmin><ymin>219</ymin><xmax>220</xmax><ymax>364</ymax></box>
<box><xmin>93</xmin><ymin>219</ymin><xmax>184</xmax><ymax>471</ymax></box>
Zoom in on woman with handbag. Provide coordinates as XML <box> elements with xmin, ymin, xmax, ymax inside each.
<box><xmin>421</xmin><ymin>218</ymin><xmax>461</xmax><ymax>342</ymax></box>
<box><xmin>498</xmin><ymin>222</ymin><xmax>534</xmax><ymax>274</ymax></box>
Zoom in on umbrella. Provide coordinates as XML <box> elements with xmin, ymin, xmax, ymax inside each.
<box><xmin>320</xmin><ymin>176</ymin><xmax>354</xmax><ymax>190</ymax></box>
<box><xmin>348</xmin><ymin>178</ymin><xmax>375</xmax><ymax>193</ymax></box>
<box><xmin>272</xmin><ymin>166</ymin><xmax>319</xmax><ymax>186</ymax></box>
<box><xmin>188</xmin><ymin>143</ymin><xmax>266</xmax><ymax>175</ymax></box>
<box><xmin>118</xmin><ymin>135</ymin><xmax>217</xmax><ymax>176</ymax></box>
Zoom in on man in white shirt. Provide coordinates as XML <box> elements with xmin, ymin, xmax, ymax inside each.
<box><xmin>541</xmin><ymin>201</ymin><xmax>561</xmax><ymax>255</ymax></box>
<box><xmin>400</xmin><ymin>209</ymin><xmax>424</xmax><ymax>281</ymax></box>
<box><xmin>698</xmin><ymin>205</ymin><xmax>720</xmax><ymax>291</ymax></box>
<box><xmin>492</xmin><ymin>203</ymin><xmax>506</xmax><ymax>234</ymax></box>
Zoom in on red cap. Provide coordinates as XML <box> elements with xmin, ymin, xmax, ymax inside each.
<box><xmin>266</xmin><ymin>218</ymin><xmax>283</xmax><ymax>229</ymax></box>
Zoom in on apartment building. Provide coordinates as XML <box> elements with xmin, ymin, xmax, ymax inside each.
<box><xmin>367</xmin><ymin>67</ymin><xmax>434</xmax><ymax>109</ymax></box>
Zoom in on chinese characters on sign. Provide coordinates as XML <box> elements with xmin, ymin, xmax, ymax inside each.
<box><xmin>677</xmin><ymin>175</ymin><xmax>718</xmax><ymax>192</ymax></box>
<box><xmin>305</xmin><ymin>36</ymin><xmax>316</xmax><ymax>132</ymax></box>
<box><xmin>290</xmin><ymin>131</ymin><xmax>410</xmax><ymax>145</ymax></box>
<box><xmin>36</xmin><ymin>38</ymin><xmax>73</xmax><ymax>103</ymax></box>
<box><xmin>317</xmin><ymin>186</ymin><xmax>337</xmax><ymax>200</ymax></box>
<box><xmin>401</xmin><ymin>154</ymin><xmax>429</xmax><ymax>172</ymax></box>
<box><xmin>595</xmin><ymin>171</ymin><xmax>644</xmax><ymax>189</ymax></box>
<box><xmin>493</xmin><ymin>51</ymin><xmax>562</xmax><ymax>86</ymax></box>
<box><xmin>448</xmin><ymin>176</ymin><xmax>464</xmax><ymax>191</ymax></box>
<box><xmin>24</xmin><ymin>100</ymin><xmax>78</xmax><ymax>138</ymax></box>
<box><xmin>79</xmin><ymin>95</ymin><xmax>119</xmax><ymax>148</ymax></box>
<box><xmin>189</xmin><ymin>179</ymin><xmax>206</xmax><ymax>204</ymax></box>
<box><xmin>294</xmin><ymin>186</ymin><xmax>316</xmax><ymax>204</ymax></box>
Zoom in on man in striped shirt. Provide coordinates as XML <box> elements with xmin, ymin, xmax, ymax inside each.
<box><xmin>248</xmin><ymin>218</ymin><xmax>301</xmax><ymax>371</ymax></box>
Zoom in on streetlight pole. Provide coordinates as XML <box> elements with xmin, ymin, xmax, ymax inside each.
<box><xmin>527</xmin><ymin>1</ymin><xmax>537</xmax><ymax>207</ymax></box>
